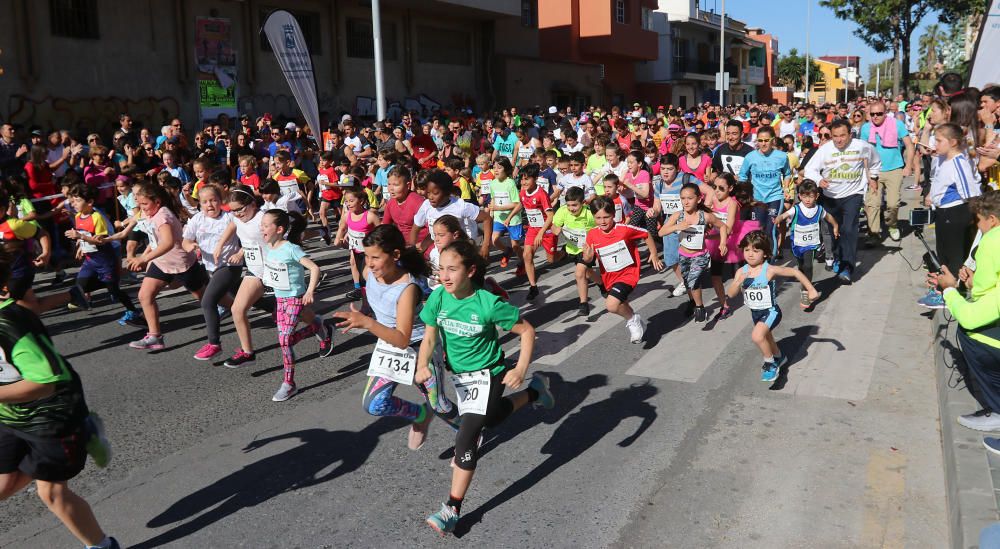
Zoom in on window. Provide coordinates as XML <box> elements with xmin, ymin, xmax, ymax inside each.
<box><xmin>345</xmin><ymin>17</ymin><xmax>398</xmax><ymax>60</ymax></box>
<box><xmin>641</xmin><ymin>7</ymin><xmax>652</xmax><ymax>30</ymax></box>
<box><xmin>521</xmin><ymin>0</ymin><xmax>536</xmax><ymax>27</ymax></box>
<box><xmin>49</xmin><ymin>0</ymin><xmax>99</xmax><ymax>39</ymax></box>
<box><xmin>259</xmin><ymin>8</ymin><xmax>321</xmax><ymax>55</ymax></box>
<box><xmin>673</xmin><ymin>37</ymin><xmax>687</xmax><ymax>72</ymax></box>
<box><xmin>615</xmin><ymin>0</ymin><xmax>626</xmax><ymax>24</ymax></box>
<box><xmin>416</xmin><ymin>26</ymin><xmax>471</xmax><ymax>65</ymax></box>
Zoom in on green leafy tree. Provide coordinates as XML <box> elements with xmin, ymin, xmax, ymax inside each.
<box><xmin>917</xmin><ymin>23</ymin><xmax>941</xmax><ymax>77</ymax></box>
<box><xmin>777</xmin><ymin>48</ymin><xmax>825</xmax><ymax>92</ymax></box>
<box><xmin>820</xmin><ymin>0</ymin><xmax>974</xmax><ymax>93</ymax></box>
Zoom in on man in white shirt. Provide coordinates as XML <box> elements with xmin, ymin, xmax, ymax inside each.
<box><xmin>803</xmin><ymin>119</ymin><xmax>881</xmax><ymax>283</ymax></box>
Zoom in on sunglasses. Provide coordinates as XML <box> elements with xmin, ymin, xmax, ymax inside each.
<box><xmin>757</xmin><ymin>138</ymin><xmax>773</xmax><ymax>143</ymax></box>
<box><xmin>713</xmin><ymin>185</ymin><xmax>729</xmax><ymax>190</ymax></box>
<box><xmin>870</xmin><ymin>111</ymin><xmax>886</xmax><ymax>116</ymax></box>
<box><xmin>820</xmin><ymin>133</ymin><xmax>831</xmax><ymax>138</ymax></box>
<box><xmin>143</xmin><ymin>147</ymin><xmax>154</xmax><ymax>152</ymax></box>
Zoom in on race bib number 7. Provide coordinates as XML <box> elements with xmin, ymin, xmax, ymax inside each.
<box><xmin>451</xmin><ymin>370</ymin><xmax>491</xmax><ymax>416</ymax></box>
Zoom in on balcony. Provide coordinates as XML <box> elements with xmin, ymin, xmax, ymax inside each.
<box><xmin>673</xmin><ymin>59</ymin><xmax>736</xmax><ymax>81</ymax></box>
<box><xmin>744</xmin><ymin>65</ymin><xmax>765</xmax><ymax>85</ymax></box>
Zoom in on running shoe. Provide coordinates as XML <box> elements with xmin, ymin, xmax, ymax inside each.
<box><xmin>529</xmin><ymin>372</ymin><xmax>555</xmax><ymax>409</ymax></box>
<box><xmin>984</xmin><ymin>437</ymin><xmax>1000</xmax><ymax>457</ymax></box>
<box><xmin>672</xmin><ymin>281</ymin><xmax>687</xmax><ymax>297</ymax></box>
<box><xmin>836</xmin><ymin>266</ymin><xmax>852</xmax><ymax>284</ymax></box>
<box><xmin>118</xmin><ymin>310</ymin><xmax>144</xmax><ymax>327</ymax></box>
<box><xmin>322</xmin><ymin>227</ymin><xmax>332</xmax><ymax>246</ymax></box>
<box><xmin>408</xmin><ymin>404</ymin><xmax>433</xmax><ymax>450</ymax></box>
<box><xmin>319</xmin><ymin>319</ymin><xmax>335</xmax><ymax>358</ymax></box>
<box><xmin>694</xmin><ymin>306</ymin><xmax>707</xmax><ymax>323</ymax></box>
<box><xmin>67</xmin><ymin>286</ymin><xmax>91</xmax><ymax>310</ymax></box>
<box><xmin>84</xmin><ymin>414</ymin><xmax>112</xmax><ymax>468</ymax></box>
<box><xmin>129</xmin><ymin>333</ymin><xmax>164</xmax><ymax>350</ymax></box>
<box><xmin>760</xmin><ymin>361</ymin><xmax>779</xmax><ymax>382</ymax></box>
<box><xmin>577</xmin><ymin>302</ymin><xmax>590</xmax><ymax>317</ymax></box>
<box><xmin>499</xmin><ymin>255</ymin><xmax>509</xmax><ymax>268</ymax></box>
<box><xmin>515</xmin><ymin>263</ymin><xmax>527</xmax><ymax>277</ymax></box>
<box><xmin>905</xmin><ymin>183</ymin><xmax>921</xmax><ymax>191</ymax></box>
<box><xmin>108</xmin><ymin>537</ymin><xmax>122</xmax><ymax>549</ymax></box>
<box><xmin>224</xmin><ymin>349</ymin><xmax>256</xmax><ymax>368</ymax></box>
<box><xmin>918</xmin><ymin>291</ymin><xmax>946</xmax><ymax>309</ymax></box>
<box><xmin>825</xmin><ymin>259</ymin><xmax>834</xmax><ymax>272</ymax></box>
<box><xmin>427</xmin><ymin>503</ymin><xmax>460</xmax><ymax>536</ymax></box>
<box><xmin>959</xmin><ymin>410</ymin><xmax>1000</xmax><ymax>431</ymax></box>
<box><xmin>627</xmin><ymin>313</ymin><xmax>645</xmax><ymax>343</ymax></box>
<box><xmin>714</xmin><ymin>305</ymin><xmax>733</xmax><ymax>320</ymax></box>
<box><xmin>916</xmin><ymin>288</ymin><xmax>938</xmax><ymax>306</ymax></box>
<box><xmin>888</xmin><ymin>227</ymin><xmax>901</xmax><ymax>242</ymax></box>
<box><xmin>800</xmin><ymin>290</ymin><xmax>812</xmax><ymax>309</ymax></box>
<box><xmin>193</xmin><ymin>343</ymin><xmax>222</xmax><ymax>361</ymax></box>
<box><xmin>346</xmin><ymin>288</ymin><xmax>365</xmax><ymax>301</ymax></box>
<box><xmin>218</xmin><ymin>305</ymin><xmax>231</xmax><ymax>321</ymax></box>
<box><xmin>272</xmin><ymin>382</ymin><xmax>298</xmax><ymax>402</ymax></box>
<box><xmin>526</xmin><ymin>285</ymin><xmax>539</xmax><ymax>301</ymax></box>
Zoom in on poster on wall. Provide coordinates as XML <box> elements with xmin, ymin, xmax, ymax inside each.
<box><xmin>196</xmin><ymin>17</ymin><xmax>238</xmax><ymax>122</ymax></box>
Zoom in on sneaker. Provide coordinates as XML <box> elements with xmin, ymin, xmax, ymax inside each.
<box><xmin>694</xmin><ymin>306</ymin><xmax>707</xmax><ymax>322</ymax></box>
<box><xmin>408</xmin><ymin>405</ymin><xmax>434</xmax><ymax>450</ymax></box>
<box><xmin>67</xmin><ymin>286</ymin><xmax>91</xmax><ymax>310</ymax></box>
<box><xmin>319</xmin><ymin>319</ymin><xmax>335</xmax><ymax>358</ymax></box>
<box><xmin>837</xmin><ymin>268</ymin><xmax>852</xmax><ymax>285</ymax></box>
<box><xmin>916</xmin><ymin>288</ymin><xmax>937</xmax><ymax>306</ymax></box>
<box><xmin>426</xmin><ymin>503</ymin><xmax>460</xmax><ymax>536</ymax></box>
<box><xmin>499</xmin><ymin>255</ymin><xmax>509</xmax><ymax>268</ymax></box>
<box><xmin>958</xmin><ymin>409</ymin><xmax>1000</xmax><ymax>431</ymax></box>
<box><xmin>129</xmin><ymin>333</ymin><xmax>165</xmax><ymax>350</ymax></box>
<box><xmin>322</xmin><ymin>227</ymin><xmax>332</xmax><ymax>246</ymax></box>
<box><xmin>272</xmin><ymin>382</ymin><xmax>298</xmax><ymax>402</ymax></box>
<box><xmin>865</xmin><ymin>233</ymin><xmax>882</xmax><ymax>248</ymax></box>
<box><xmin>515</xmin><ymin>263</ymin><xmax>527</xmax><ymax>277</ymax></box>
<box><xmin>825</xmin><ymin>259</ymin><xmax>834</xmax><ymax>272</ymax></box>
<box><xmin>905</xmin><ymin>183</ymin><xmax>921</xmax><ymax>191</ymax></box>
<box><xmin>108</xmin><ymin>537</ymin><xmax>122</xmax><ymax>549</ymax></box>
<box><xmin>761</xmin><ymin>361</ymin><xmax>779</xmax><ymax>382</ymax></box>
<box><xmin>888</xmin><ymin>227</ymin><xmax>901</xmax><ymax>241</ymax></box>
<box><xmin>193</xmin><ymin>343</ymin><xmax>222</xmax><ymax>361</ymax></box>
<box><xmin>529</xmin><ymin>372</ymin><xmax>556</xmax><ymax>409</ymax></box>
<box><xmin>346</xmin><ymin>287</ymin><xmax>365</xmax><ymax>301</ymax></box>
<box><xmin>224</xmin><ymin>349</ymin><xmax>256</xmax><ymax>368</ymax></box>
<box><xmin>526</xmin><ymin>285</ymin><xmax>539</xmax><ymax>300</ymax></box>
<box><xmin>53</xmin><ymin>269</ymin><xmax>67</xmax><ymax>285</ymax></box>
<box><xmin>672</xmin><ymin>281</ymin><xmax>687</xmax><ymax>297</ymax></box>
<box><xmin>714</xmin><ymin>305</ymin><xmax>732</xmax><ymax>320</ymax></box>
<box><xmin>918</xmin><ymin>291</ymin><xmax>946</xmax><ymax>309</ymax></box>
<box><xmin>800</xmin><ymin>290</ymin><xmax>812</xmax><ymax>309</ymax></box>
<box><xmin>577</xmin><ymin>302</ymin><xmax>590</xmax><ymax>317</ymax></box>
<box><xmin>118</xmin><ymin>310</ymin><xmax>144</xmax><ymax>327</ymax></box>
<box><xmin>217</xmin><ymin>305</ymin><xmax>231</xmax><ymax>321</ymax></box>
<box><xmin>984</xmin><ymin>437</ymin><xmax>1000</xmax><ymax>457</ymax></box>
<box><xmin>84</xmin><ymin>414</ymin><xmax>112</xmax><ymax>468</ymax></box>
<box><xmin>626</xmin><ymin>313</ymin><xmax>645</xmax><ymax>343</ymax></box>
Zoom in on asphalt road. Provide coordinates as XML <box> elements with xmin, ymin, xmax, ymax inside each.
<box><xmin>2</xmin><ymin>195</ymin><xmax>947</xmax><ymax>548</ymax></box>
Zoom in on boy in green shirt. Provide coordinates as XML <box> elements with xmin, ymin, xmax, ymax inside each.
<box><xmin>487</xmin><ymin>157</ymin><xmax>524</xmax><ymax>272</ymax></box>
<box><xmin>541</xmin><ymin>186</ymin><xmax>603</xmax><ymax>316</ymax></box>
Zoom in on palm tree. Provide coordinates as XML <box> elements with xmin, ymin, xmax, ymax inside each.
<box><xmin>918</xmin><ymin>24</ymin><xmax>941</xmax><ymax>78</ymax></box>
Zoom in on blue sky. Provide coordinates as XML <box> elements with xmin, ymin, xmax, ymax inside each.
<box><xmin>704</xmin><ymin>0</ymin><xmax>936</xmax><ymax>73</ymax></box>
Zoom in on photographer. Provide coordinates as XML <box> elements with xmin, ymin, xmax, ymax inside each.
<box><xmin>932</xmin><ymin>191</ymin><xmax>1000</xmax><ymax>434</ymax></box>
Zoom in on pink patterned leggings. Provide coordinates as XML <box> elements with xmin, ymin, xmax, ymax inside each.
<box><xmin>275</xmin><ymin>296</ymin><xmax>322</xmax><ymax>384</ymax></box>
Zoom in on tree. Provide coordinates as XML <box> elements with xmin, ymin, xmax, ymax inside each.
<box><xmin>777</xmin><ymin>48</ymin><xmax>825</xmax><ymax>92</ymax></box>
<box><xmin>917</xmin><ymin>23</ymin><xmax>941</xmax><ymax>77</ymax></box>
<box><xmin>820</xmin><ymin>0</ymin><xmax>975</xmax><ymax>94</ymax></box>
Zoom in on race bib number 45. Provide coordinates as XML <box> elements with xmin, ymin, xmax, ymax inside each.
<box><xmin>451</xmin><ymin>370</ymin><xmax>491</xmax><ymax>416</ymax></box>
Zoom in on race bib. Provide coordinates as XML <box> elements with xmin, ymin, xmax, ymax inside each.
<box><xmin>480</xmin><ymin>181</ymin><xmax>491</xmax><ymax>195</ymax></box>
<box><xmin>715</xmin><ymin>212</ymin><xmax>729</xmax><ymax>224</ymax></box>
<box><xmin>367</xmin><ymin>340</ymin><xmax>416</xmax><ymax>385</ymax></box>
<box><xmin>264</xmin><ymin>259</ymin><xmax>291</xmax><ymax>291</ymax></box>
<box><xmin>277</xmin><ymin>178</ymin><xmax>299</xmax><ymax>196</ymax></box>
<box><xmin>744</xmin><ymin>285</ymin><xmax>773</xmax><ymax>310</ymax></box>
<box><xmin>538</xmin><ymin>177</ymin><xmax>550</xmax><ymax>193</ymax></box>
<box><xmin>793</xmin><ymin>222</ymin><xmax>820</xmax><ymax>248</ymax></box>
<box><xmin>525</xmin><ymin>208</ymin><xmax>545</xmax><ymax>228</ymax></box>
<box><xmin>243</xmin><ymin>243</ymin><xmax>264</xmax><ymax>269</ymax></box>
<box><xmin>659</xmin><ymin>194</ymin><xmax>681</xmax><ymax>214</ymax></box>
<box><xmin>451</xmin><ymin>369</ymin><xmax>491</xmax><ymax>416</ymax></box>
<box><xmin>562</xmin><ymin>228</ymin><xmax>588</xmax><ymax>249</ymax></box>
<box><xmin>518</xmin><ymin>146</ymin><xmax>533</xmax><ymax>159</ymax></box>
<box><xmin>347</xmin><ymin>229</ymin><xmax>365</xmax><ymax>252</ymax></box>
<box><xmin>338</xmin><ymin>174</ymin><xmax>355</xmax><ymax>187</ymax></box>
<box><xmin>316</xmin><ymin>174</ymin><xmax>331</xmax><ymax>187</ymax></box>
<box><xmin>597</xmin><ymin>240</ymin><xmax>634</xmax><ymax>272</ymax></box>
<box><xmin>493</xmin><ymin>191</ymin><xmax>510</xmax><ymax>206</ymax></box>
<box><xmin>614</xmin><ymin>203</ymin><xmax>624</xmax><ymax>223</ymax></box>
<box><xmin>681</xmin><ymin>224</ymin><xmax>706</xmax><ymax>250</ymax></box>
<box><xmin>77</xmin><ymin>230</ymin><xmax>98</xmax><ymax>254</ymax></box>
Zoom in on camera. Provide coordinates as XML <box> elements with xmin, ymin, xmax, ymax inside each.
<box><xmin>908</xmin><ymin>208</ymin><xmax>942</xmax><ymax>273</ymax></box>
<box><xmin>909</xmin><ymin>207</ymin><xmax>932</xmax><ymax>226</ymax></box>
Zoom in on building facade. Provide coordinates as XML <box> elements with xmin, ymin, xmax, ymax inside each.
<box><xmin>746</xmin><ymin>28</ymin><xmax>779</xmax><ymax>104</ymax></box>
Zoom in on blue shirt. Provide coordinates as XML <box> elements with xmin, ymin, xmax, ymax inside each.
<box><xmin>267</xmin><ymin>141</ymin><xmax>296</xmax><ymax>161</ymax></box>
<box><xmin>493</xmin><ymin>133</ymin><xmax>518</xmax><ymax>160</ymax></box>
<box><xmin>262</xmin><ymin>241</ymin><xmax>308</xmax><ymax>298</ymax></box>
<box><xmin>738</xmin><ymin>149</ymin><xmax>791</xmax><ymax>203</ymax></box>
<box><xmin>859</xmin><ymin>120</ymin><xmax>909</xmax><ymax>171</ymax></box>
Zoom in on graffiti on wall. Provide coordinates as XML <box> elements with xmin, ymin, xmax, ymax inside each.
<box><xmin>6</xmin><ymin>95</ymin><xmax>181</xmax><ymax>136</ymax></box>
<box><xmin>354</xmin><ymin>93</ymin><xmax>466</xmax><ymax>119</ymax></box>
<box><xmin>238</xmin><ymin>92</ymin><xmax>348</xmax><ymax>123</ymax></box>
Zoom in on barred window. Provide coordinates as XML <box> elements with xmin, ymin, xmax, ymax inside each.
<box><xmin>345</xmin><ymin>17</ymin><xmax>398</xmax><ymax>60</ymax></box>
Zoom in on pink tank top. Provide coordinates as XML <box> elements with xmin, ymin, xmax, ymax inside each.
<box><xmin>344</xmin><ymin>210</ymin><xmax>374</xmax><ymax>252</ymax></box>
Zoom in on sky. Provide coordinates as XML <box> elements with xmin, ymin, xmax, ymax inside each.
<box><xmin>702</xmin><ymin>0</ymin><xmax>937</xmax><ymax>74</ymax></box>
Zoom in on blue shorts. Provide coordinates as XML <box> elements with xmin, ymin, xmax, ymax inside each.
<box><xmin>78</xmin><ymin>253</ymin><xmax>119</xmax><ymax>283</ymax></box>
<box><xmin>750</xmin><ymin>307</ymin><xmax>782</xmax><ymax>330</ymax></box>
<box><xmin>492</xmin><ymin>221</ymin><xmax>525</xmax><ymax>242</ymax></box>
<box><xmin>661</xmin><ymin>232</ymin><xmax>680</xmax><ymax>268</ymax></box>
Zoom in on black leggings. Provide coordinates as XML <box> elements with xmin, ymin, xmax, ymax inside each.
<box><xmin>934</xmin><ymin>203</ymin><xmax>973</xmax><ymax>277</ymax></box>
<box><xmin>76</xmin><ymin>275</ymin><xmax>136</xmax><ymax>312</ymax></box>
<box><xmin>202</xmin><ymin>266</ymin><xmax>243</xmax><ymax>345</ymax></box>
<box><xmin>454</xmin><ymin>368</ymin><xmax>516</xmax><ymax>471</ymax></box>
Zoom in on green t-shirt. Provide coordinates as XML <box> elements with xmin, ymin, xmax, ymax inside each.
<box><xmin>490</xmin><ymin>177</ymin><xmax>521</xmax><ymax>226</ymax></box>
<box><xmin>586</xmin><ymin>153</ymin><xmax>607</xmax><ymax>178</ymax></box>
<box><xmin>419</xmin><ymin>287</ymin><xmax>520</xmax><ymax>375</ymax></box>
<box><xmin>0</xmin><ymin>299</ymin><xmax>87</xmax><ymax>436</ymax></box>
<box><xmin>552</xmin><ymin>205</ymin><xmax>596</xmax><ymax>255</ymax></box>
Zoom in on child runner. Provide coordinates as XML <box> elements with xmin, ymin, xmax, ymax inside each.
<box><xmin>726</xmin><ymin>230</ymin><xmax>819</xmax><ymax>382</ymax></box>
<box><xmin>551</xmin><ymin>151</ymin><xmax>596</xmax><ymax>205</ymax></box>
<box><xmin>382</xmin><ymin>166</ymin><xmax>427</xmax><ymax>249</ymax></box>
<box><xmin>183</xmin><ymin>184</ymin><xmax>241</xmax><ymax>360</ymax></box>
<box><xmin>332</xmin><ymin>225</ymin><xmax>457</xmax><ymax>449</ymax></box>
<box><xmin>335</xmin><ymin>187</ymin><xmax>380</xmax><ymax>301</ymax></box>
<box><xmin>705</xmin><ymin>173</ymin><xmax>740</xmax><ymax>320</ymax></box>
<box><xmin>0</xmin><ymin>250</ymin><xmax>120</xmax><ymax>549</ymax></box>
<box><xmin>126</xmin><ymin>182</ymin><xmax>207</xmax><ymax>350</ymax></box>
<box><xmin>237</xmin><ymin>155</ymin><xmax>262</xmax><ymax>192</ymax></box>
<box><xmin>412</xmin><ymin>170</ymin><xmax>493</xmax><ymax>258</ymax></box>
<box><xmin>487</xmin><ymin>157</ymin><xmax>523</xmax><ymax>272</ymax></box>
<box><xmin>316</xmin><ymin>151</ymin><xmax>341</xmax><ymax>244</ymax></box>
<box><xmin>775</xmin><ymin>179</ymin><xmax>840</xmax><ymax>309</ymax></box>
<box><xmin>520</xmin><ymin>163</ymin><xmax>562</xmax><ymax>300</ymax></box>
<box><xmin>658</xmin><ymin>183</ymin><xmax>729</xmax><ymax>323</ymax></box>
<box><xmin>601</xmin><ymin>173</ymin><xmax>633</xmax><ymax>223</ymax></box>
<box><xmin>583</xmin><ymin>196</ymin><xmax>665</xmax><ymax>342</ymax></box>
<box><xmin>542</xmin><ymin>186</ymin><xmax>601</xmax><ymax>316</ymax></box>
<box><xmin>260</xmin><ymin>209</ymin><xmax>330</xmax><ymax>402</ymax></box>
<box><xmin>63</xmin><ymin>185</ymin><xmax>141</xmax><ymax>326</ymax></box>
<box><xmin>259</xmin><ymin>178</ymin><xmax>304</xmax><ymax>214</ymax></box>
<box><xmin>652</xmin><ymin>153</ymin><xmax>693</xmax><ymax>297</ymax></box>
<box><xmin>417</xmin><ymin>239</ymin><xmax>554</xmax><ymax>535</ymax></box>
<box><xmin>0</xmin><ymin>191</ymin><xmax>64</xmax><ymax>314</ymax></box>
<box><xmin>429</xmin><ymin>215</ymin><xmax>466</xmax><ymax>289</ymax></box>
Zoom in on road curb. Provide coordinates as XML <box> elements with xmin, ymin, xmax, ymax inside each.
<box><xmin>934</xmin><ymin>309</ymin><xmax>1000</xmax><ymax>549</ymax></box>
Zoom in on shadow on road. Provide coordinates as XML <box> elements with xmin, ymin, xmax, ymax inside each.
<box><xmin>135</xmin><ymin>417</ymin><xmax>407</xmax><ymax>548</ymax></box>
<box><xmin>769</xmin><ymin>325</ymin><xmax>845</xmax><ymax>391</ymax></box>
<box><xmin>454</xmin><ymin>382</ymin><xmax>658</xmax><ymax>537</ymax></box>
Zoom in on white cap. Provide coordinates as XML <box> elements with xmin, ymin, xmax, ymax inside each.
<box><xmin>548</xmin><ymin>106</ymin><xmax>557</xmax><ymax>114</ymax></box>
<box><xmin>639</xmin><ymin>117</ymin><xmax>647</xmax><ymax>123</ymax></box>
<box><xmin>341</xmin><ymin>114</ymin><xmax>353</xmax><ymax>122</ymax></box>
<box><xmin>285</xmin><ymin>122</ymin><xmax>297</xmax><ymax>130</ymax></box>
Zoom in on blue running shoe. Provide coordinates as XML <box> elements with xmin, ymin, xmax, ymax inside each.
<box><xmin>761</xmin><ymin>361</ymin><xmax>779</xmax><ymax>382</ymax></box>
<box><xmin>916</xmin><ymin>288</ymin><xmax>937</xmax><ymax>306</ymax></box>
<box><xmin>529</xmin><ymin>372</ymin><xmax>555</xmax><ymax>410</ymax></box>
<box><xmin>426</xmin><ymin>503</ymin><xmax>459</xmax><ymax>536</ymax></box>
<box><xmin>832</xmin><ymin>260</ymin><xmax>841</xmax><ymax>275</ymax></box>
<box><xmin>919</xmin><ymin>291</ymin><xmax>946</xmax><ymax>309</ymax></box>
<box><xmin>118</xmin><ymin>310</ymin><xmax>143</xmax><ymax>327</ymax></box>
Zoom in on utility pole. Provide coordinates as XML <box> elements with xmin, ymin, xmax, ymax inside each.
<box><xmin>371</xmin><ymin>0</ymin><xmax>386</xmax><ymax>120</ymax></box>
<box><xmin>805</xmin><ymin>0</ymin><xmax>811</xmax><ymax>103</ymax></box>
<box><xmin>719</xmin><ymin>0</ymin><xmax>725</xmax><ymax>106</ymax></box>
<box><xmin>876</xmin><ymin>64</ymin><xmax>880</xmax><ymax>97</ymax></box>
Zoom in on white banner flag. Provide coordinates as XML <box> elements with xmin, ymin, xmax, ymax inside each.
<box><xmin>262</xmin><ymin>11</ymin><xmax>323</xmax><ymax>151</ymax></box>
<box><xmin>970</xmin><ymin>0</ymin><xmax>1000</xmax><ymax>89</ymax></box>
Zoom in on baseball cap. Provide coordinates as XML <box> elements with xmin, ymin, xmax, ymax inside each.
<box><xmin>285</xmin><ymin>122</ymin><xmax>297</xmax><ymax>131</ymax></box>
<box><xmin>262</xmin><ymin>113</ymin><xmax>272</xmax><ymax>122</ymax></box>
<box><xmin>633</xmin><ymin>102</ymin><xmax>641</xmax><ymax>107</ymax></box>
<box><xmin>341</xmin><ymin>114</ymin><xmax>353</xmax><ymax>123</ymax></box>
<box><xmin>657</xmin><ymin>105</ymin><xmax>665</xmax><ymax>111</ymax></box>
<box><xmin>668</xmin><ymin>123</ymin><xmax>682</xmax><ymax>132</ymax></box>
<box><xmin>548</xmin><ymin>106</ymin><xmax>558</xmax><ymax>114</ymax></box>
<box><xmin>30</xmin><ymin>129</ymin><xmax>43</xmax><ymax>137</ymax></box>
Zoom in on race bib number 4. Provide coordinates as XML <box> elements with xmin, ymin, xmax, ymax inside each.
<box><xmin>264</xmin><ymin>259</ymin><xmax>291</xmax><ymax>291</ymax></box>
<box><xmin>451</xmin><ymin>370</ymin><xmax>491</xmax><ymax>416</ymax></box>
<box><xmin>597</xmin><ymin>240</ymin><xmax>634</xmax><ymax>272</ymax></box>
<box><xmin>525</xmin><ymin>208</ymin><xmax>545</xmax><ymax>228</ymax></box>
<box><xmin>493</xmin><ymin>191</ymin><xmax>510</xmax><ymax>206</ymax></box>
<box><xmin>347</xmin><ymin>229</ymin><xmax>365</xmax><ymax>252</ymax></box>
<box><xmin>793</xmin><ymin>223</ymin><xmax>820</xmax><ymax>247</ymax></box>
<box><xmin>744</xmin><ymin>286</ymin><xmax>773</xmax><ymax>310</ymax></box>
<box><xmin>367</xmin><ymin>340</ymin><xmax>416</xmax><ymax>385</ymax></box>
